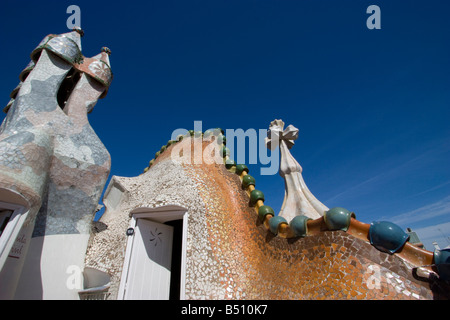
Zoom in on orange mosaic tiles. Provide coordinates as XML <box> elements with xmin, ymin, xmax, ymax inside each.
<box><xmin>176</xmin><ymin>138</ymin><xmax>450</xmax><ymax>300</ymax></box>
<box><xmin>136</xmin><ymin>136</ymin><xmax>450</xmax><ymax>300</ymax></box>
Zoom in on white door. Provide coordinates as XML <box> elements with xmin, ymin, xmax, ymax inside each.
<box><xmin>124</xmin><ymin>219</ymin><xmax>173</xmax><ymax>299</ymax></box>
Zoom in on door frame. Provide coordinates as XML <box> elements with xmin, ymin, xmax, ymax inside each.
<box><xmin>118</xmin><ymin>205</ymin><xmax>188</xmax><ymax>300</ymax></box>
<box><xmin>0</xmin><ymin>201</ymin><xmax>27</xmax><ymax>269</ymax></box>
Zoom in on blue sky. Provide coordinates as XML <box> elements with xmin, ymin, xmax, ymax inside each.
<box><xmin>1</xmin><ymin>0</ymin><xmax>449</xmax><ymax>251</ymax></box>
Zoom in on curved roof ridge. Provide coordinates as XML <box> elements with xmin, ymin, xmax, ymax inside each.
<box><xmin>140</xmin><ymin>126</ymin><xmax>447</xmax><ymax>281</ymax></box>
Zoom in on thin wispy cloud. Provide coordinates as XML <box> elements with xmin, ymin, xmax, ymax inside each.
<box><xmin>405</xmin><ymin>180</ymin><xmax>450</xmax><ymax>199</ymax></box>
<box><xmin>324</xmin><ymin>136</ymin><xmax>450</xmax><ymax>204</ymax></box>
<box><xmin>413</xmin><ymin>221</ymin><xmax>450</xmax><ymax>250</ymax></box>
<box><xmin>389</xmin><ymin>195</ymin><xmax>450</xmax><ymax>226</ymax></box>
<box><xmin>324</xmin><ymin>170</ymin><xmax>387</xmax><ymax>203</ymax></box>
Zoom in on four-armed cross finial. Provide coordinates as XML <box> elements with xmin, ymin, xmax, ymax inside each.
<box><xmin>266</xmin><ymin>119</ymin><xmax>328</xmax><ymax>222</ymax></box>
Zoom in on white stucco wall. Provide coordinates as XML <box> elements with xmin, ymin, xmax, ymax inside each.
<box><xmin>14</xmin><ymin>233</ymin><xmax>90</xmax><ymax>299</ymax></box>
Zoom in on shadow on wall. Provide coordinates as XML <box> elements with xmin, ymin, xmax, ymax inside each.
<box><xmin>13</xmin><ymin>235</ymin><xmax>44</xmax><ymax>299</ymax></box>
